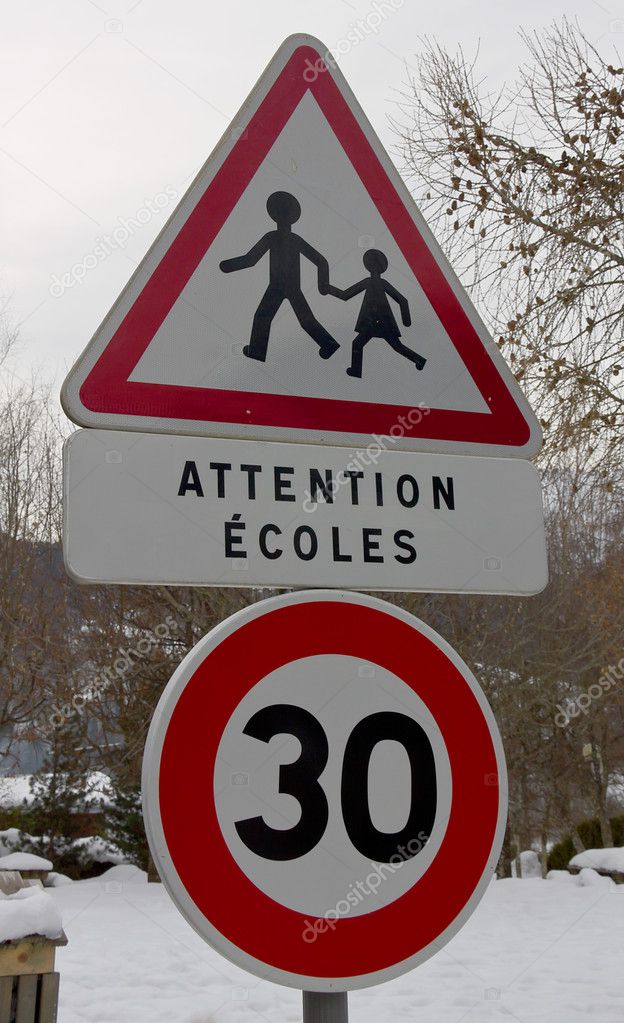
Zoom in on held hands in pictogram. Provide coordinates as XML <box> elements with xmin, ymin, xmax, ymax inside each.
<box><xmin>219</xmin><ymin>191</ymin><xmax>427</xmax><ymax>379</ymax></box>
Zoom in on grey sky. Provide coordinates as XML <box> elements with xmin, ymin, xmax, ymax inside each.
<box><xmin>0</xmin><ymin>0</ymin><xmax>615</xmax><ymax>390</ymax></box>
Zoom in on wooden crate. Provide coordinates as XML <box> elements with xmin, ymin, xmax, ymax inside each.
<box><xmin>0</xmin><ymin>972</ymin><xmax>59</xmax><ymax>1023</ymax></box>
<box><xmin>0</xmin><ymin>934</ymin><xmax>66</xmax><ymax>1023</ymax></box>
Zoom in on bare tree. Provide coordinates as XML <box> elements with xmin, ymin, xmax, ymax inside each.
<box><xmin>396</xmin><ymin>21</ymin><xmax>624</xmax><ymax>474</ymax></box>
<box><xmin>0</xmin><ymin>290</ymin><xmax>19</xmax><ymax>369</ymax></box>
<box><xmin>0</xmin><ymin>379</ymin><xmax>65</xmax><ymax>761</ymax></box>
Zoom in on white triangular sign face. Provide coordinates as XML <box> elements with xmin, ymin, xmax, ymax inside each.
<box><xmin>62</xmin><ymin>34</ymin><xmax>541</xmax><ymax>457</ymax></box>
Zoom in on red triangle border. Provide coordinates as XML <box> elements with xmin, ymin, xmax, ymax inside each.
<box><xmin>79</xmin><ymin>44</ymin><xmax>531</xmax><ymax>448</ymax></box>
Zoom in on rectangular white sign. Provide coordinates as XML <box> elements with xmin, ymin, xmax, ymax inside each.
<box><xmin>63</xmin><ymin>430</ymin><xmax>547</xmax><ymax>594</ymax></box>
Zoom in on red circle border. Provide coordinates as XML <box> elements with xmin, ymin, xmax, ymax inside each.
<box><xmin>158</xmin><ymin>600</ymin><xmax>501</xmax><ymax>979</ymax></box>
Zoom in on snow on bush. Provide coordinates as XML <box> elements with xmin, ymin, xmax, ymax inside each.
<box><xmin>0</xmin><ymin>829</ymin><xmax>57</xmax><ymax>860</ymax></box>
<box><xmin>45</xmin><ymin>872</ymin><xmax>73</xmax><ymax>887</ymax></box>
<box><xmin>569</xmin><ymin>848</ymin><xmax>624</xmax><ymax>874</ymax></box>
<box><xmin>576</xmin><ymin>866</ymin><xmax>615</xmax><ymax>889</ymax></box>
<box><xmin>72</xmin><ymin>836</ymin><xmax>125</xmax><ymax>866</ymax></box>
<box><xmin>0</xmin><ymin>829</ymin><xmax>123</xmax><ymax>874</ymax></box>
<box><xmin>0</xmin><ymin>887</ymin><xmax>63</xmax><ymax>944</ymax></box>
<box><xmin>0</xmin><ymin>776</ymin><xmax>32</xmax><ymax>807</ymax></box>
<box><xmin>0</xmin><ymin>771</ymin><xmax>112</xmax><ymax>810</ymax></box>
<box><xmin>0</xmin><ymin>828</ymin><xmax>24</xmax><ymax>856</ymax></box>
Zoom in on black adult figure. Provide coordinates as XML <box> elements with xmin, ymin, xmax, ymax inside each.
<box><xmin>328</xmin><ymin>249</ymin><xmax>427</xmax><ymax>378</ymax></box>
<box><xmin>219</xmin><ymin>192</ymin><xmax>340</xmax><ymax>362</ymax></box>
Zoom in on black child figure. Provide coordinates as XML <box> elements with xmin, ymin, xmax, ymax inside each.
<box><xmin>329</xmin><ymin>249</ymin><xmax>427</xmax><ymax>378</ymax></box>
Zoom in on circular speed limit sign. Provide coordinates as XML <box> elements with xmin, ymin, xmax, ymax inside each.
<box><xmin>143</xmin><ymin>591</ymin><xmax>507</xmax><ymax>991</ymax></box>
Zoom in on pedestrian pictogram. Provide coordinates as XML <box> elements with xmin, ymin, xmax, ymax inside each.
<box><xmin>219</xmin><ymin>190</ymin><xmax>426</xmax><ymax>378</ymax></box>
<box><xmin>61</xmin><ymin>34</ymin><xmax>541</xmax><ymax>458</ymax></box>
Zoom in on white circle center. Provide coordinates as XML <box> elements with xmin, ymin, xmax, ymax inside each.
<box><xmin>214</xmin><ymin>654</ymin><xmax>452</xmax><ymax>919</ymax></box>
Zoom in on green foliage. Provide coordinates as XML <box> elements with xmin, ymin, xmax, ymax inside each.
<box><xmin>547</xmin><ymin>814</ymin><xmax>624</xmax><ymax>870</ymax></box>
<box><xmin>577</xmin><ymin>817</ymin><xmax>603</xmax><ymax>849</ymax></box>
<box><xmin>547</xmin><ymin>836</ymin><xmax>576</xmax><ymax>871</ymax></box>
<box><xmin>0</xmin><ymin>775</ymin><xmax>110</xmax><ymax>879</ymax></box>
<box><xmin>0</xmin><ymin>804</ymin><xmax>37</xmax><ymax>833</ymax></box>
<box><xmin>28</xmin><ymin>772</ymin><xmax>85</xmax><ymax>854</ymax></box>
<box><xmin>611</xmin><ymin>815</ymin><xmax>624</xmax><ymax>846</ymax></box>
<box><xmin>28</xmin><ymin>714</ymin><xmax>93</xmax><ymax>862</ymax></box>
<box><xmin>103</xmin><ymin>785</ymin><xmax>148</xmax><ymax>870</ymax></box>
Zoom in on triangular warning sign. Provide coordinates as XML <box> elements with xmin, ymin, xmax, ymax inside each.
<box><xmin>62</xmin><ymin>34</ymin><xmax>541</xmax><ymax>457</ymax></box>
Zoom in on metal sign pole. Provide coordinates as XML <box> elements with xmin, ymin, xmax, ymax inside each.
<box><xmin>302</xmin><ymin>992</ymin><xmax>348</xmax><ymax>1023</ymax></box>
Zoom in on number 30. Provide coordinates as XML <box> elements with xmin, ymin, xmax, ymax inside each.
<box><xmin>234</xmin><ymin>704</ymin><xmax>437</xmax><ymax>862</ymax></box>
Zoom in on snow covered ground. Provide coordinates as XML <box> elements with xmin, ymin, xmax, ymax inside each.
<box><xmin>48</xmin><ymin>872</ymin><xmax>624</xmax><ymax>1023</ymax></box>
